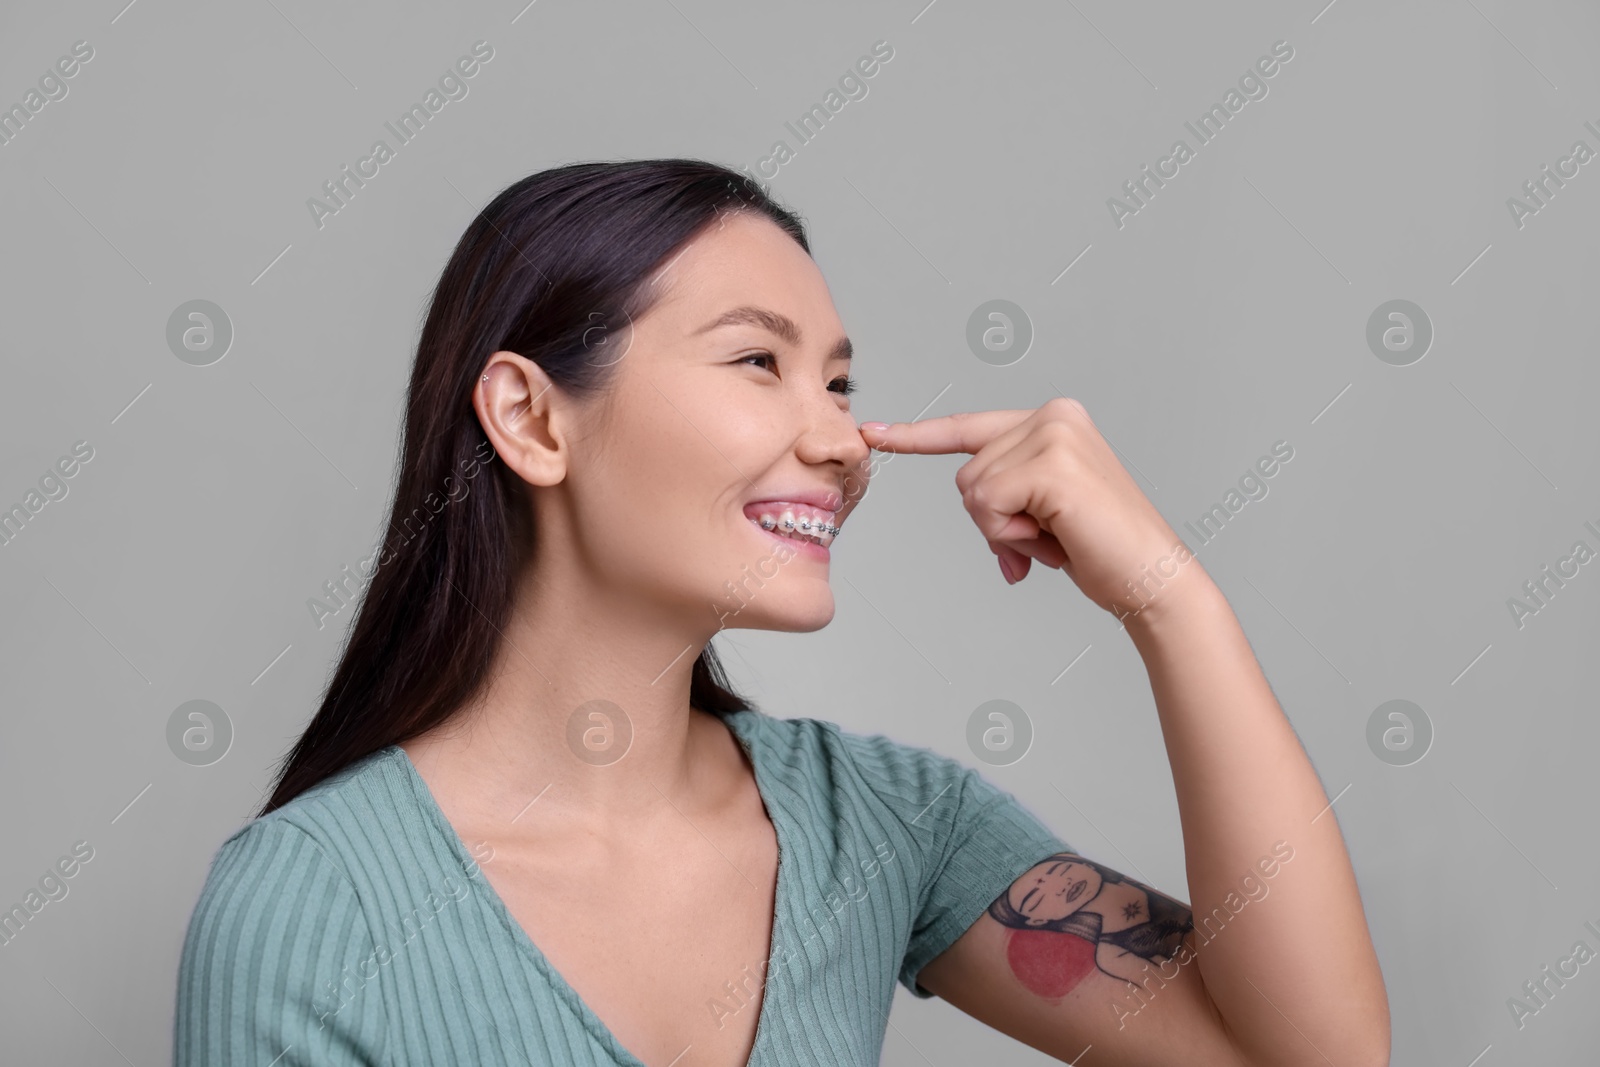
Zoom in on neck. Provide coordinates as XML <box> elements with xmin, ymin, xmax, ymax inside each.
<box><xmin>398</xmin><ymin>554</ymin><xmax>741</xmax><ymax>834</ymax></box>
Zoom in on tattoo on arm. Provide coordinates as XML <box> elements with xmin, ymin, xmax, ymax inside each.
<box><xmin>986</xmin><ymin>852</ymin><xmax>1195</xmax><ymax>998</ymax></box>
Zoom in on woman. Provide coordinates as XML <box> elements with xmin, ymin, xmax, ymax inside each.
<box><xmin>174</xmin><ymin>159</ymin><xmax>1388</xmax><ymax>1066</ymax></box>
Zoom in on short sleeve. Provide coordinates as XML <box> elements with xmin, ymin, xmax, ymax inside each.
<box><xmin>836</xmin><ymin>730</ymin><xmax>1073</xmax><ymax>999</ymax></box>
<box><xmin>174</xmin><ymin>818</ymin><xmax>389</xmax><ymax>1066</ymax></box>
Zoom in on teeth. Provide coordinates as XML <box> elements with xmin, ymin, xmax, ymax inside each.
<box><xmin>752</xmin><ymin>507</ymin><xmax>839</xmax><ymax>547</ymax></box>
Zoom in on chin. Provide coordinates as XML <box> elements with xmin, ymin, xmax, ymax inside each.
<box><xmin>786</xmin><ymin>600</ymin><xmax>837</xmax><ymax>632</ymax></box>
<box><xmin>724</xmin><ymin>591</ymin><xmax>837</xmax><ymax>634</ymax></box>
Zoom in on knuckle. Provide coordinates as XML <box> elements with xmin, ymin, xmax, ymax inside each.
<box><xmin>1043</xmin><ymin>395</ymin><xmax>1090</xmax><ymax>426</ymax></box>
<box><xmin>1039</xmin><ymin>418</ymin><xmax>1077</xmax><ymax>446</ymax></box>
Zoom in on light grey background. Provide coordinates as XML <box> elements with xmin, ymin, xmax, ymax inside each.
<box><xmin>2</xmin><ymin>0</ymin><xmax>1596</xmax><ymax>1063</ymax></box>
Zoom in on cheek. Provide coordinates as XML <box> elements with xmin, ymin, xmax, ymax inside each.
<box><xmin>597</xmin><ymin>377</ymin><xmax>795</xmax><ymax>558</ymax></box>
<box><xmin>602</xmin><ymin>398</ymin><xmax>714</xmax><ymax>501</ymax></box>
<box><xmin>601</xmin><ymin>424</ymin><xmax>752</xmax><ymax>558</ymax></box>
<box><xmin>639</xmin><ymin>381</ymin><xmax>771</xmax><ymax>479</ymax></box>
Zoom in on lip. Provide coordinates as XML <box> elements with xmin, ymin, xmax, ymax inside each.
<box><xmin>743</xmin><ymin>488</ymin><xmax>845</xmax><ymax>514</ymax></box>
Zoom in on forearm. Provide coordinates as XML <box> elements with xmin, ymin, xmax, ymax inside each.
<box><xmin>1121</xmin><ymin>568</ymin><xmax>1389</xmax><ymax>1067</ymax></box>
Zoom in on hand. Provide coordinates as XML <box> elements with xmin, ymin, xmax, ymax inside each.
<box><xmin>859</xmin><ymin>397</ymin><xmax>1205</xmax><ymax>622</ymax></box>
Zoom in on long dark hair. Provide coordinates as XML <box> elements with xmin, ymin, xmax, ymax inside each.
<box><xmin>259</xmin><ymin>159</ymin><xmax>810</xmax><ymax>816</ymax></box>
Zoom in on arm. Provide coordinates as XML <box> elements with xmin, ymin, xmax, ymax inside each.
<box><xmin>860</xmin><ymin>402</ymin><xmax>1389</xmax><ymax>1067</ymax></box>
<box><xmin>919</xmin><ymin>849</ymin><xmax>1239</xmax><ymax>1065</ymax></box>
<box><xmin>1124</xmin><ymin>571</ymin><xmax>1388</xmax><ymax>1065</ymax></box>
<box><xmin>918</xmin><ymin>573</ymin><xmax>1390</xmax><ymax>1067</ymax></box>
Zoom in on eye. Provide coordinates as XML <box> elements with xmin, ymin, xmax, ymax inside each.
<box><xmin>737</xmin><ymin>352</ymin><xmax>776</xmax><ymax>372</ymax></box>
<box><xmin>736</xmin><ymin>352</ymin><xmax>856</xmax><ymax>398</ymax></box>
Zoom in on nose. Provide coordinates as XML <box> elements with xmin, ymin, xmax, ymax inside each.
<box><xmin>795</xmin><ymin>402</ymin><xmax>873</xmax><ymax>521</ymax></box>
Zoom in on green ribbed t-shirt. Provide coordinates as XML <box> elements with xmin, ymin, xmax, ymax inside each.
<box><xmin>174</xmin><ymin>709</ymin><xmax>1071</xmax><ymax>1065</ymax></box>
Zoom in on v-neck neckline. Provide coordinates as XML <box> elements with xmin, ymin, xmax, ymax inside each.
<box><xmin>388</xmin><ymin>707</ymin><xmax>788</xmax><ymax>1067</ymax></box>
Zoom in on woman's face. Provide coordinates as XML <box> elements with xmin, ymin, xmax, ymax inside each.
<box><xmin>1009</xmin><ymin>858</ymin><xmax>1105</xmax><ymax>924</ymax></box>
<box><xmin>545</xmin><ymin>210</ymin><xmax>873</xmax><ymax>634</ymax></box>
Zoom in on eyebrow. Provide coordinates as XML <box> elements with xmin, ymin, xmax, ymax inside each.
<box><xmin>695</xmin><ymin>305</ymin><xmax>853</xmax><ymax>363</ymax></box>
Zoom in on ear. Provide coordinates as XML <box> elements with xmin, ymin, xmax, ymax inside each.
<box><xmin>475</xmin><ymin>351</ymin><xmax>568</xmax><ymax>488</ymax></box>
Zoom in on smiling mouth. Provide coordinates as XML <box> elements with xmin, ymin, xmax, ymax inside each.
<box><xmin>741</xmin><ymin>504</ymin><xmax>840</xmax><ymax>547</ymax></box>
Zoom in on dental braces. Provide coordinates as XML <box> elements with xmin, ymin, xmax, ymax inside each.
<box><xmin>756</xmin><ymin>515</ymin><xmax>840</xmax><ymax>537</ymax></box>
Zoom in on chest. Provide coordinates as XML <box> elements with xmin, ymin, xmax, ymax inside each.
<box><xmin>479</xmin><ymin>824</ymin><xmax>781</xmax><ymax>1067</ymax></box>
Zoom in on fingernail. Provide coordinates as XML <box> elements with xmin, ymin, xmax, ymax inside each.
<box><xmin>998</xmin><ymin>557</ymin><xmax>1017</xmax><ymax>584</ymax></box>
<box><xmin>860</xmin><ymin>422</ymin><xmax>889</xmax><ymax>433</ymax></box>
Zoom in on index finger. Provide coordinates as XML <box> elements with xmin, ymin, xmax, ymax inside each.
<box><xmin>858</xmin><ymin>409</ymin><xmax>1033</xmax><ymax>455</ymax></box>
